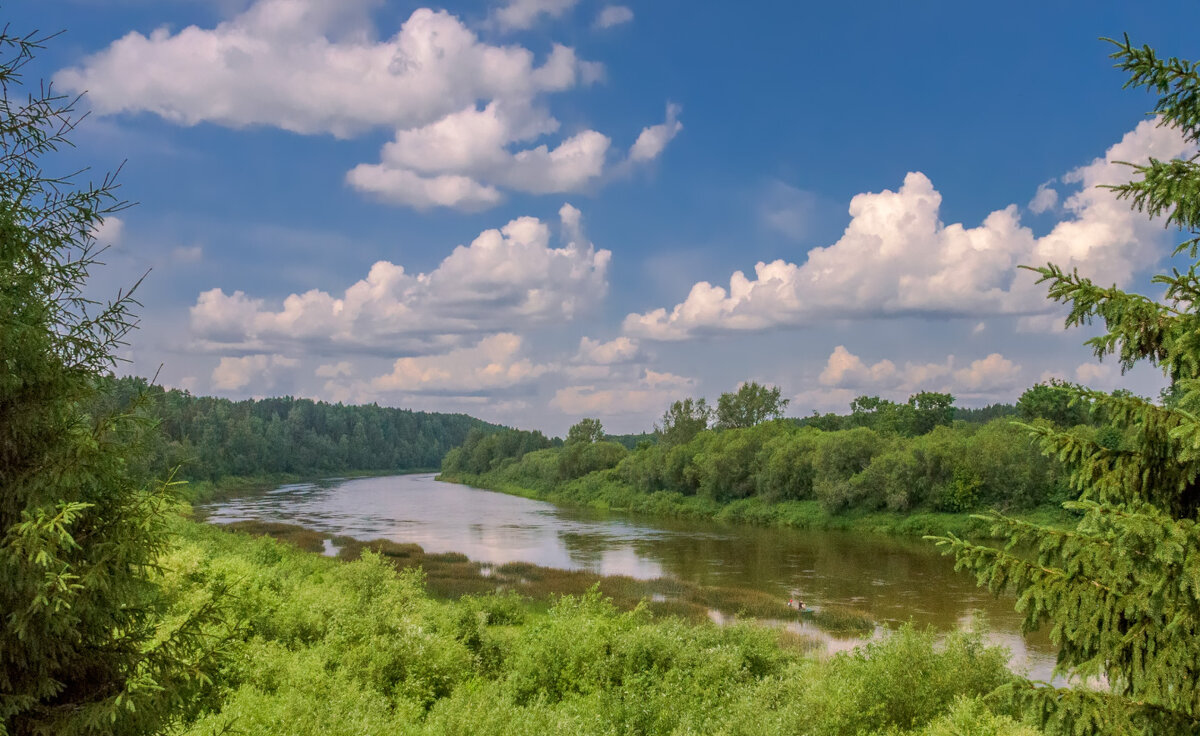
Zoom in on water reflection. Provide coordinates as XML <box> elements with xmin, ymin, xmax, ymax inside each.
<box><xmin>201</xmin><ymin>473</ymin><xmax>1056</xmax><ymax>677</ymax></box>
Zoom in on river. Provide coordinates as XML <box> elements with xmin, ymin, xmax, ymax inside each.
<box><xmin>201</xmin><ymin>473</ymin><xmax>1057</xmax><ymax>679</ymax></box>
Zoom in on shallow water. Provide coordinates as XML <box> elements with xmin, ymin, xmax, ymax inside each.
<box><xmin>201</xmin><ymin>473</ymin><xmax>1057</xmax><ymax>678</ymax></box>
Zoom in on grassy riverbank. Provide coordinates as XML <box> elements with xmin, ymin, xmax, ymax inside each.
<box><xmin>163</xmin><ymin>517</ymin><xmax>1038</xmax><ymax>735</ymax></box>
<box><xmin>219</xmin><ymin>519</ymin><xmax>875</xmax><ymax>636</ymax></box>
<box><xmin>437</xmin><ymin>470</ymin><xmax>1071</xmax><ymax>539</ymax></box>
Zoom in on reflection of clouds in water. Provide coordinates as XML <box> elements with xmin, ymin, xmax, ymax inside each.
<box><xmin>597</xmin><ymin>547</ymin><xmax>663</xmax><ymax>579</ymax></box>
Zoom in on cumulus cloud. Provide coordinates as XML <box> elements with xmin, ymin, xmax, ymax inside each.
<box><xmin>58</xmin><ymin>1</ymin><xmax>677</xmax><ymax>210</ymax></box>
<box><xmin>350</xmin><ymin>101</ymin><xmax>681</xmax><ymax>209</ymax></box>
<box><xmin>953</xmin><ymin>353</ymin><xmax>1021</xmax><ymax>391</ymax></box>
<box><xmin>816</xmin><ymin>345</ymin><xmax>1021</xmax><ymax>396</ymax></box>
<box><xmin>1039</xmin><ymin>361</ymin><xmax>1123</xmax><ymax>391</ymax></box>
<box><xmin>211</xmin><ymin>354</ymin><xmax>298</xmax><ymax>391</ymax></box>
<box><xmin>189</xmin><ymin>204</ymin><xmax>610</xmax><ymax>354</ymax></box>
<box><xmin>57</xmin><ymin>3</ymin><xmax>583</xmax><ymax>137</ymax></box>
<box><xmin>628</xmin><ymin>104</ymin><xmax>683</xmax><ymax>163</ymax></box>
<box><xmin>1029</xmin><ymin>180</ymin><xmax>1058</xmax><ymax>214</ymax></box>
<box><xmin>624</xmin><ymin>120</ymin><xmax>1194</xmax><ymax>340</ymax></box>
<box><xmin>369</xmin><ymin>333</ymin><xmax>550</xmax><ymax>394</ymax></box>
<box><xmin>594</xmin><ymin>5</ymin><xmax>634</xmax><ymax>29</ymax></box>
<box><xmin>92</xmin><ymin>215</ymin><xmax>124</xmax><ymax>245</ymax></box>
<box><xmin>491</xmin><ymin>0</ymin><xmax>578</xmax><ymax>31</ymax></box>
<box><xmin>574</xmin><ymin>336</ymin><xmax>641</xmax><ymax>364</ymax></box>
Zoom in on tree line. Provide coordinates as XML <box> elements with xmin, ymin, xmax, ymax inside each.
<box><xmin>442</xmin><ymin>382</ymin><xmax>1104</xmax><ymax>515</ymax></box>
<box><xmin>97</xmin><ymin>376</ymin><xmax>499</xmax><ymax>481</ymax></box>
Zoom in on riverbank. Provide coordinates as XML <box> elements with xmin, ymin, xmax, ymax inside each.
<box><xmin>182</xmin><ymin>467</ymin><xmax>438</xmax><ymax>505</ymax></box>
<box><xmin>218</xmin><ymin>518</ymin><xmax>876</xmax><ymax>637</ymax></box>
<box><xmin>436</xmin><ymin>470</ymin><xmax>1072</xmax><ymax>539</ymax></box>
<box><xmin>167</xmin><ymin>516</ymin><xmax>1037</xmax><ymax>735</ymax></box>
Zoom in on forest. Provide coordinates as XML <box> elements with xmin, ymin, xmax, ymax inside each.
<box><xmin>97</xmin><ymin>376</ymin><xmax>498</xmax><ymax>482</ymax></box>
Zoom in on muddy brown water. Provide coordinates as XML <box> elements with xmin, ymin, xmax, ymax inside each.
<box><xmin>200</xmin><ymin>473</ymin><xmax>1058</xmax><ymax>679</ymax></box>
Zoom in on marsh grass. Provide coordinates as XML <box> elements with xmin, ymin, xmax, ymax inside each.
<box><xmin>221</xmin><ymin>522</ymin><xmax>841</xmax><ymax>630</ymax></box>
<box><xmin>807</xmin><ymin>605</ymin><xmax>876</xmax><ymax>636</ymax></box>
<box><xmin>221</xmin><ymin>520</ymin><xmax>328</xmax><ymax>554</ymax></box>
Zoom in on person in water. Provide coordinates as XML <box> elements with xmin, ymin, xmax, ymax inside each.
<box><xmin>788</xmin><ymin>597</ymin><xmax>806</xmax><ymax>611</ymax></box>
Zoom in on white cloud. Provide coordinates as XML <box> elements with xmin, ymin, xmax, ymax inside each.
<box><xmin>350</xmin><ymin>99</ymin><xmax>678</xmax><ymax>209</ymax></box>
<box><xmin>628</xmin><ymin>104</ymin><xmax>683</xmax><ymax>163</ymax></box>
<box><xmin>819</xmin><ymin>345</ymin><xmax>906</xmax><ymax>388</ymax></box>
<box><xmin>369</xmin><ymin>333</ymin><xmax>550</xmax><ymax>393</ymax></box>
<box><xmin>594</xmin><ymin>5</ymin><xmax>634</xmax><ymax>29</ymax></box>
<box><xmin>552</xmin><ymin>368</ymin><xmax>694</xmax><ymax>416</ymax></box>
<box><xmin>574</xmin><ymin>336</ymin><xmax>641</xmax><ymax>364</ymax></box>
<box><xmin>189</xmin><ymin>204</ymin><xmax>609</xmax><ymax>354</ymax></box>
<box><xmin>1029</xmin><ymin>180</ymin><xmax>1058</xmax><ymax>214</ymax></box>
<box><xmin>1074</xmin><ymin>361</ymin><xmax>1117</xmax><ymax>386</ymax></box>
<box><xmin>57</xmin><ymin>1</ymin><xmax>672</xmax><ymax>210</ymax></box>
<box><xmin>211</xmin><ymin>353</ymin><xmax>297</xmax><ymax>390</ymax></box>
<box><xmin>953</xmin><ymin>353</ymin><xmax>1021</xmax><ymax>391</ymax></box>
<box><xmin>57</xmin><ymin>4</ymin><xmax>586</xmax><ymax>138</ymax></box>
<box><xmin>815</xmin><ymin>345</ymin><xmax>1021</xmax><ymax>396</ymax></box>
<box><xmin>93</xmin><ymin>216</ymin><xmax>124</xmax><ymax>245</ymax></box>
<box><xmin>624</xmin><ymin>120</ymin><xmax>1194</xmax><ymax>340</ymax></box>
<box><xmin>343</xmin><ymin>167</ymin><xmax>503</xmax><ymax>211</ymax></box>
<box><xmin>492</xmin><ymin>0</ymin><xmax>578</xmax><ymax>31</ymax></box>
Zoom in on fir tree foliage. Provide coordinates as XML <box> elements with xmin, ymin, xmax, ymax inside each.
<box><xmin>932</xmin><ymin>35</ymin><xmax>1200</xmax><ymax>735</ymax></box>
<box><xmin>0</xmin><ymin>31</ymin><xmax>221</xmax><ymax>735</ymax></box>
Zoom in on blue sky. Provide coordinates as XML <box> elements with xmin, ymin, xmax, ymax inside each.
<box><xmin>11</xmin><ymin>0</ymin><xmax>1200</xmax><ymax>433</ymax></box>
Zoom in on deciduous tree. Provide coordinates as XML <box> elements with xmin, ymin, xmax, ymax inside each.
<box><xmin>716</xmin><ymin>382</ymin><xmax>788</xmax><ymax>429</ymax></box>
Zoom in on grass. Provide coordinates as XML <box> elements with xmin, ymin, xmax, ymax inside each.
<box><xmin>165</xmin><ymin>517</ymin><xmax>1032</xmax><ymax>736</ymax></box>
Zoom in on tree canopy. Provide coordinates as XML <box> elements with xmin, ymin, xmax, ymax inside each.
<box><xmin>933</xmin><ymin>35</ymin><xmax>1200</xmax><ymax>735</ymax></box>
<box><xmin>655</xmin><ymin>397</ymin><xmax>712</xmax><ymax>447</ymax></box>
<box><xmin>716</xmin><ymin>382</ymin><xmax>789</xmax><ymax>429</ymax></box>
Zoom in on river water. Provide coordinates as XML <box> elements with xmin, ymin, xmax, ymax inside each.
<box><xmin>201</xmin><ymin>473</ymin><xmax>1057</xmax><ymax>678</ymax></box>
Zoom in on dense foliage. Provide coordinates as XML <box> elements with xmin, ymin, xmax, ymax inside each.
<box><xmin>716</xmin><ymin>381</ymin><xmax>789</xmax><ymax>429</ymax></box>
<box><xmin>934</xmin><ymin>36</ymin><xmax>1200</xmax><ymax>735</ymax></box>
<box><xmin>444</xmin><ymin>403</ymin><xmax>1080</xmax><ymax>523</ymax></box>
<box><xmin>99</xmin><ymin>376</ymin><xmax>497</xmax><ymax>481</ymax></box>
<box><xmin>0</xmin><ymin>33</ymin><xmax>219</xmax><ymax>736</ymax></box>
<box><xmin>167</xmin><ymin>520</ymin><xmax>1036</xmax><ymax>736</ymax></box>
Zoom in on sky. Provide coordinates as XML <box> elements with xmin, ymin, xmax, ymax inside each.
<box><xmin>10</xmin><ymin>0</ymin><xmax>1200</xmax><ymax>435</ymax></box>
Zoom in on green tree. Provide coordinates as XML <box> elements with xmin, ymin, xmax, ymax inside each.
<box><xmin>715</xmin><ymin>381</ymin><xmax>789</xmax><ymax>429</ymax></box>
<box><xmin>565</xmin><ymin>417</ymin><xmax>605</xmax><ymax>445</ymax></box>
<box><xmin>655</xmin><ymin>397</ymin><xmax>712</xmax><ymax>447</ymax></box>
<box><xmin>1015</xmin><ymin>381</ymin><xmax>1091</xmax><ymax>426</ymax></box>
<box><xmin>903</xmin><ymin>391</ymin><xmax>956</xmax><ymax>436</ymax></box>
<box><xmin>933</xmin><ymin>36</ymin><xmax>1200</xmax><ymax>734</ymax></box>
<box><xmin>0</xmin><ymin>32</ymin><xmax>219</xmax><ymax>735</ymax></box>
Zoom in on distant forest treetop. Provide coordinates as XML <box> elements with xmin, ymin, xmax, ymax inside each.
<box><xmin>100</xmin><ymin>376</ymin><xmax>502</xmax><ymax>481</ymax></box>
